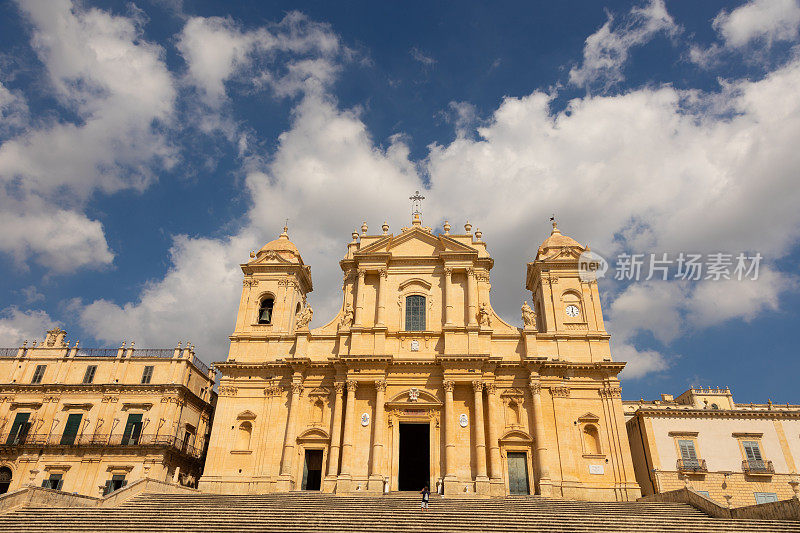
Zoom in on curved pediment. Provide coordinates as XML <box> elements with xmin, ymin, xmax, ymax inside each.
<box><xmin>296</xmin><ymin>427</ymin><xmax>330</xmax><ymax>443</ymax></box>
<box><xmin>499</xmin><ymin>429</ymin><xmax>533</xmax><ymax>444</ymax></box>
<box><xmin>398</xmin><ymin>278</ymin><xmax>432</xmax><ymax>291</ymax></box>
<box><xmin>387</xmin><ymin>388</ymin><xmax>442</xmax><ymax>407</ymax></box>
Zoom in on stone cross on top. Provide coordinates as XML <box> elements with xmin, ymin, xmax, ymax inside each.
<box><xmin>410</xmin><ymin>190</ymin><xmax>425</xmax><ymax>225</ymax></box>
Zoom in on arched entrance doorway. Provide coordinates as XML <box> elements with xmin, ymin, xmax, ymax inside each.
<box><xmin>0</xmin><ymin>466</ymin><xmax>12</xmax><ymax>494</ymax></box>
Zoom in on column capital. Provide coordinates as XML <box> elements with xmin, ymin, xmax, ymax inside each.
<box><xmin>443</xmin><ymin>380</ymin><xmax>455</xmax><ymax>393</ymax></box>
<box><xmin>466</xmin><ymin>267</ymin><xmax>475</xmax><ymax>276</ymax></box>
<box><xmin>290</xmin><ymin>383</ymin><xmax>304</xmax><ymax>395</ymax></box>
<box><xmin>346</xmin><ymin>379</ymin><xmax>358</xmax><ymax>392</ymax></box>
<box><xmin>375</xmin><ymin>379</ymin><xmax>387</xmax><ymax>392</ymax></box>
<box><xmin>443</xmin><ymin>267</ymin><xmax>453</xmax><ymax>276</ymax></box>
<box><xmin>378</xmin><ymin>268</ymin><xmax>388</xmax><ymax>278</ymax></box>
<box><xmin>485</xmin><ymin>382</ymin><xmax>497</xmax><ymax>395</ymax></box>
<box><xmin>334</xmin><ymin>381</ymin><xmax>346</xmax><ymax>394</ymax></box>
<box><xmin>357</xmin><ymin>268</ymin><xmax>367</xmax><ymax>279</ymax></box>
<box><xmin>528</xmin><ymin>379</ymin><xmax>542</xmax><ymax>395</ymax></box>
<box><xmin>472</xmin><ymin>380</ymin><xmax>484</xmax><ymax>392</ymax></box>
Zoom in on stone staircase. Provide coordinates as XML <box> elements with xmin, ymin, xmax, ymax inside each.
<box><xmin>1</xmin><ymin>492</ymin><xmax>799</xmax><ymax>532</ymax></box>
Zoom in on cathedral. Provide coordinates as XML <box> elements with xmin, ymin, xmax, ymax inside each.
<box><xmin>199</xmin><ymin>207</ymin><xmax>641</xmax><ymax>501</ymax></box>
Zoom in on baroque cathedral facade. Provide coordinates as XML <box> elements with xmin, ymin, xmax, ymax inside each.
<box><xmin>199</xmin><ymin>212</ymin><xmax>641</xmax><ymax>501</ymax></box>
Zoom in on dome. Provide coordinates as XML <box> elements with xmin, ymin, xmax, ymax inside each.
<box><xmin>257</xmin><ymin>226</ymin><xmax>302</xmax><ymax>259</ymax></box>
<box><xmin>537</xmin><ymin>221</ymin><xmax>584</xmax><ymax>256</ymax></box>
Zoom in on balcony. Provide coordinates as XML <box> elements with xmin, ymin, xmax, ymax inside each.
<box><xmin>677</xmin><ymin>458</ymin><xmax>708</xmax><ymax>473</ymax></box>
<box><xmin>742</xmin><ymin>459</ymin><xmax>775</xmax><ymax>475</ymax></box>
<box><xmin>0</xmin><ymin>432</ymin><xmax>203</xmax><ymax>459</ymax></box>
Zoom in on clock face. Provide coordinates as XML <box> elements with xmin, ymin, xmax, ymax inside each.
<box><xmin>565</xmin><ymin>305</ymin><xmax>580</xmax><ymax>317</ymax></box>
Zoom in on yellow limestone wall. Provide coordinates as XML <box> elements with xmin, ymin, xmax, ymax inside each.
<box><xmin>199</xmin><ymin>218</ymin><xmax>641</xmax><ymax>500</ymax></box>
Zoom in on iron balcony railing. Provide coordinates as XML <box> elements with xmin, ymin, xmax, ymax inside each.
<box><xmin>0</xmin><ymin>347</ymin><xmax>18</xmax><ymax>357</ymax></box>
<box><xmin>191</xmin><ymin>355</ymin><xmax>210</xmax><ymax>375</ymax></box>
<box><xmin>742</xmin><ymin>459</ymin><xmax>774</xmax><ymax>474</ymax></box>
<box><xmin>676</xmin><ymin>458</ymin><xmax>708</xmax><ymax>472</ymax></box>
<box><xmin>0</xmin><ymin>432</ymin><xmax>203</xmax><ymax>459</ymax></box>
<box><xmin>74</xmin><ymin>348</ymin><xmax>118</xmax><ymax>357</ymax></box>
<box><xmin>130</xmin><ymin>348</ymin><xmax>174</xmax><ymax>358</ymax></box>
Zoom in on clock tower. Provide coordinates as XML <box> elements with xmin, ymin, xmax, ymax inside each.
<box><xmin>525</xmin><ymin>220</ymin><xmax>610</xmax><ymax>362</ymax></box>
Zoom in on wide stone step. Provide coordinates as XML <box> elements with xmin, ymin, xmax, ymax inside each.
<box><xmin>2</xmin><ymin>493</ymin><xmax>798</xmax><ymax>533</ymax></box>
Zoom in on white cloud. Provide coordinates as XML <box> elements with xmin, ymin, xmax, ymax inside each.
<box><xmin>0</xmin><ymin>0</ymin><xmax>177</xmax><ymax>272</ymax></box>
<box><xmin>177</xmin><ymin>12</ymin><xmax>342</xmax><ymax>106</ymax></box>
<box><xmin>714</xmin><ymin>0</ymin><xmax>800</xmax><ymax>48</ymax></box>
<box><xmin>79</xmin><ymin>10</ymin><xmax>800</xmax><ymax>381</ymax></box>
<box><xmin>569</xmin><ymin>0</ymin><xmax>678</xmax><ymax>90</ymax></box>
<box><xmin>0</xmin><ymin>307</ymin><xmax>57</xmax><ymax>346</ymax></box>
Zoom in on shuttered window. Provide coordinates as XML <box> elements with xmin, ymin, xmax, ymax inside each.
<box><xmin>6</xmin><ymin>412</ymin><xmax>31</xmax><ymax>445</ymax></box>
<box><xmin>754</xmin><ymin>492</ymin><xmax>778</xmax><ymax>504</ymax></box>
<box><xmin>60</xmin><ymin>413</ymin><xmax>83</xmax><ymax>445</ymax></box>
<box><xmin>678</xmin><ymin>439</ymin><xmax>699</xmax><ymax>467</ymax></box>
<box><xmin>31</xmin><ymin>364</ymin><xmax>46</xmax><ymax>384</ymax></box>
<box><xmin>743</xmin><ymin>441</ymin><xmax>763</xmax><ymax>462</ymax></box>
<box><xmin>122</xmin><ymin>413</ymin><xmax>143</xmax><ymax>445</ymax></box>
<box><xmin>141</xmin><ymin>366</ymin><xmax>154</xmax><ymax>384</ymax></box>
<box><xmin>82</xmin><ymin>365</ymin><xmax>97</xmax><ymax>384</ymax></box>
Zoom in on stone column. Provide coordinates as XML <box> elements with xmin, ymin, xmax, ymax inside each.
<box><xmin>338</xmin><ymin>379</ymin><xmax>358</xmax><ymax>490</ymax></box>
<box><xmin>369</xmin><ymin>380</ymin><xmax>387</xmax><ymax>491</ymax></box>
<box><xmin>326</xmin><ymin>382</ymin><xmax>345</xmax><ymax>478</ymax></box>
<box><xmin>375</xmin><ymin>269</ymin><xmax>387</xmax><ymax>327</ymax></box>
<box><xmin>277</xmin><ymin>381</ymin><xmax>303</xmax><ymax>490</ymax></box>
<box><xmin>443</xmin><ymin>380</ymin><xmax>456</xmax><ymax>485</ymax></box>
<box><xmin>529</xmin><ymin>378</ymin><xmax>551</xmax><ymax>496</ymax></box>
<box><xmin>466</xmin><ymin>268</ymin><xmax>478</xmax><ymax>326</ymax></box>
<box><xmin>485</xmin><ymin>383</ymin><xmax>502</xmax><ymax>481</ymax></box>
<box><xmin>473</xmin><ymin>380</ymin><xmax>489</xmax><ymax>493</ymax></box>
<box><xmin>443</xmin><ymin>267</ymin><xmax>454</xmax><ymax>326</ymax></box>
<box><xmin>353</xmin><ymin>269</ymin><xmax>366</xmax><ymax>327</ymax></box>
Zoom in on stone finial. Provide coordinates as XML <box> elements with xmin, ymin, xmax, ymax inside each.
<box><xmin>250</xmin><ymin>250</ymin><xmax>255</xmax><ymax>258</ymax></box>
<box><xmin>382</xmin><ymin>221</ymin><xmax>389</xmax><ymax>234</ymax></box>
<box><xmin>361</xmin><ymin>221</ymin><xmax>368</xmax><ymax>235</ymax></box>
<box><xmin>475</xmin><ymin>228</ymin><xmax>482</xmax><ymax>240</ymax></box>
<box><xmin>121</xmin><ymin>341</ymin><xmax>126</xmax><ymax>348</ymax></box>
<box><xmin>352</xmin><ymin>230</ymin><xmax>359</xmax><ymax>242</ymax></box>
<box><xmin>130</xmin><ymin>342</ymin><xmax>135</xmax><ymax>348</ymax></box>
<box><xmin>443</xmin><ymin>221</ymin><xmax>451</xmax><ymax>235</ymax></box>
<box><xmin>464</xmin><ymin>221</ymin><xmax>472</xmax><ymax>234</ymax></box>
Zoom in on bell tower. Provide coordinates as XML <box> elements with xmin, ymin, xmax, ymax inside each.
<box><xmin>232</xmin><ymin>226</ymin><xmax>313</xmax><ymax>342</ymax></box>
<box><xmin>525</xmin><ymin>221</ymin><xmax>608</xmax><ymax>360</ymax></box>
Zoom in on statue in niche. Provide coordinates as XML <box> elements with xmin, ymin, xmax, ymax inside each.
<box><xmin>477</xmin><ymin>303</ymin><xmax>491</xmax><ymax>327</ymax></box>
<box><xmin>339</xmin><ymin>303</ymin><xmax>354</xmax><ymax>329</ymax></box>
<box><xmin>295</xmin><ymin>302</ymin><xmax>314</xmax><ymax>329</ymax></box>
<box><xmin>521</xmin><ymin>301</ymin><xmax>536</xmax><ymax>328</ymax></box>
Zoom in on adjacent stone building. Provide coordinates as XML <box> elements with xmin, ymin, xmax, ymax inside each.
<box><xmin>199</xmin><ymin>213</ymin><xmax>641</xmax><ymax>501</ymax></box>
<box><xmin>625</xmin><ymin>387</ymin><xmax>800</xmax><ymax>507</ymax></box>
<box><xmin>0</xmin><ymin>328</ymin><xmax>216</xmax><ymax>496</ymax></box>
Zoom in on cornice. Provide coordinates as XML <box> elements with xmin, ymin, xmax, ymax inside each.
<box><xmin>633</xmin><ymin>407</ymin><xmax>800</xmax><ymax>420</ymax></box>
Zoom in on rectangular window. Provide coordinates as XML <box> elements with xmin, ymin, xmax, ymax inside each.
<box><xmin>742</xmin><ymin>440</ymin><xmax>766</xmax><ymax>470</ymax></box>
<box><xmin>141</xmin><ymin>365</ymin><xmax>154</xmax><ymax>384</ymax></box>
<box><xmin>41</xmin><ymin>473</ymin><xmax>63</xmax><ymax>491</ymax></box>
<box><xmin>82</xmin><ymin>365</ymin><xmax>97</xmax><ymax>384</ymax></box>
<box><xmin>103</xmin><ymin>474</ymin><xmax>127</xmax><ymax>496</ymax></box>
<box><xmin>31</xmin><ymin>364</ymin><xmax>46</xmax><ymax>384</ymax></box>
<box><xmin>754</xmin><ymin>492</ymin><xmax>778</xmax><ymax>504</ymax></box>
<box><xmin>60</xmin><ymin>413</ymin><xmax>83</xmax><ymax>445</ymax></box>
<box><xmin>405</xmin><ymin>295</ymin><xmax>426</xmax><ymax>331</ymax></box>
<box><xmin>678</xmin><ymin>439</ymin><xmax>699</xmax><ymax>467</ymax></box>
<box><xmin>6</xmin><ymin>412</ymin><xmax>31</xmax><ymax>445</ymax></box>
<box><xmin>121</xmin><ymin>413</ymin><xmax>143</xmax><ymax>445</ymax></box>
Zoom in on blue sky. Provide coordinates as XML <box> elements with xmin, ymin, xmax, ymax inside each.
<box><xmin>2</xmin><ymin>0</ymin><xmax>800</xmax><ymax>403</ymax></box>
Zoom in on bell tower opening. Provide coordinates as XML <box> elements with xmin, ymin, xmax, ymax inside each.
<box><xmin>398</xmin><ymin>422</ymin><xmax>430</xmax><ymax>491</ymax></box>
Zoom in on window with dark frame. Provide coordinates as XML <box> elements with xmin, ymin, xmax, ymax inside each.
<box><xmin>405</xmin><ymin>295</ymin><xmax>426</xmax><ymax>331</ymax></box>
<box><xmin>60</xmin><ymin>413</ymin><xmax>83</xmax><ymax>445</ymax></box>
<box><xmin>83</xmin><ymin>365</ymin><xmax>97</xmax><ymax>384</ymax></box>
<box><xmin>678</xmin><ymin>439</ymin><xmax>699</xmax><ymax>468</ymax></box>
<box><xmin>141</xmin><ymin>365</ymin><xmax>154</xmax><ymax>384</ymax></box>
<box><xmin>41</xmin><ymin>473</ymin><xmax>63</xmax><ymax>491</ymax></box>
<box><xmin>6</xmin><ymin>412</ymin><xmax>31</xmax><ymax>445</ymax></box>
<box><xmin>31</xmin><ymin>364</ymin><xmax>46</xmax><ymax>384</ymax></box>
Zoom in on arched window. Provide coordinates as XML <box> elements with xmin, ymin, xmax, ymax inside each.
<box><xmin>405</xmin><ymin>295</ymin><xmax>426</xmax><ymax>331</ymax></box>
<box><xmin>258</xmin><ymin>297</ymin><xmax>274</xmax><ymax>325</ymax></box>
<box><xmin>583</xmin><ymin>424</ymin><xmax>601</xmax><ymax>455</ymax></box>
<box><xmin>236</xmin><ymin>421</ymin><xmax>252</xmax><ymax>450</ymax></box>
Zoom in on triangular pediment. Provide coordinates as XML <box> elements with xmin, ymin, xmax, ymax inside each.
<box><xmin>357</xmin><ymin>228</ymin><xmax>477</xmax><ymax>258</ymax></box>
